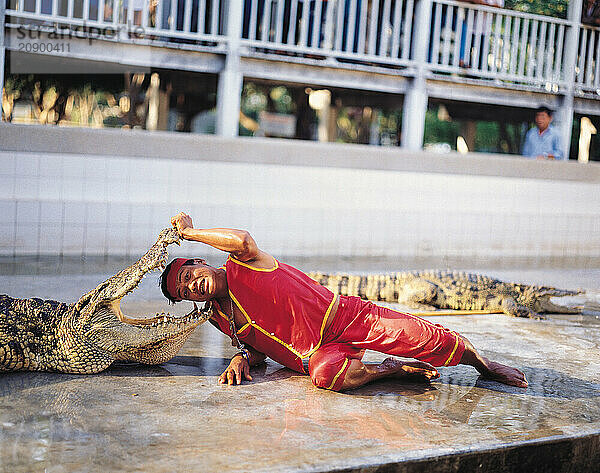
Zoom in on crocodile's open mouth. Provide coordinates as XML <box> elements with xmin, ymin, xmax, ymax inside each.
<box><xmin>106</xmin><ymin>242</ymin><xmax>212</xmax><ymax>330</ymax></box>
<box><xmin>109</xmin><ymin>299</ymin><xmax>211</xmax><ymax>329</ymax></box>
<box><xmin>79</xmin><ymin>226</ymin><xmax>213</xmax><ymax>335</ymax></box>
<box><xmin>78</xmin><ymin>228</ymin><xmax>215</xmax><ymax>363</ymax></box>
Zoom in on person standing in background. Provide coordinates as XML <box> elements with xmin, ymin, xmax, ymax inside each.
<box><xmin>522</xmin><ymin>106</ymin><xmax>563</xmax><ymax>160</ymax></box>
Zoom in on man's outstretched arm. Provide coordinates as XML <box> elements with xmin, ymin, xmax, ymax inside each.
<box><xmin>171</xmin><ymin>212</ymin><xmax>270</xmax><ymax>264</ymax></box>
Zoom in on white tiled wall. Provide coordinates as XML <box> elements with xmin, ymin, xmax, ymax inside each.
<box><xmin>1</xmin><ymin>150</ymin><xmax>599</xmax><ymax>258</ymax></box>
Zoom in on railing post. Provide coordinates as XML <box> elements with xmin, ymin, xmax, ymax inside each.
<box><xmin>216</xmin><ymin>0</ymin><xmax>244</xmax><ymax>137</ymax></box>
<box><xmin>556</xmin><ymin>0</ymin><xmax>583</xmax><ymax>160</ymax></box>
<box><xmin>401</xmin><ymin>0</ymin><xmax>432</xmax><ymax>151</ymax></box>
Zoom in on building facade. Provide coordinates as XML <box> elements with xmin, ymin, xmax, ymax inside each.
<box><xmin>2</xmin><ymin>0</ymin><xmax>600</xmax><ymax>157</ymax></box>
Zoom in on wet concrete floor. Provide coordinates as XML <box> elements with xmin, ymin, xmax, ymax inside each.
<box><xmin>1</xmin><ymin>260</ymin><xmax>599</xmax><ymax>472</ymax></box>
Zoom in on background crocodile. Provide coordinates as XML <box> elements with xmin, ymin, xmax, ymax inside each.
<box><xmin>0</xmin><ymin>228</ymin><xmax>211</xmax><ymax>373</ymax></box>
<box><xmin>307</xmin><ymin>270</ymin><xmax>584</xmax><ymax>319</ymax></box>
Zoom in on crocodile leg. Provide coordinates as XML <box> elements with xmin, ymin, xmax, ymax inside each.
<box><xmin>0</xmin><ymin>340</ymin><xmax>37</xmax><ymax>372</ymax></box>
<box><xmin>501</xmin><ymin>297</ymin><xmax>544</xmax><ymax>319</ymax></box>
<box><xmin>397</xmin><ymin>280</ymin><xmax>440</xmax><ymax>310</ymax></box>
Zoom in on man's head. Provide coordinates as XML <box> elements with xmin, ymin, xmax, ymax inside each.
<box><xmin>534</xmin><ymin>106</ymin><xmax>553</xmax><ymax>132</ymax></box>
<box><xmin>160</xmin><ymin>258</ymin><xmax>225</xmax><ymax>303</ymax></box>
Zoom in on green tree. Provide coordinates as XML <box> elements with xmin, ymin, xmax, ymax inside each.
<box><xmin>504</xmin><ymin>0</ymin><xmax>569</xmax><ymax>19</ymax></box>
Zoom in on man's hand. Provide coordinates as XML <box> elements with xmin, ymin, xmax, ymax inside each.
<box><xmin>219</xmin><ymin>354</ymin><xmax>253</xmax><ymax>385</ymax></box>
<box><xmin>171</xmin><ymin>212</ymin><xmax>194</xmax><ymax>237</ymax></box>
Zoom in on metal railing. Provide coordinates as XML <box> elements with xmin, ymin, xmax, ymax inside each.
<box><xmin>5</xmin><ymin>0</ymin><xmax>227</xmax><ymax>45</ymax></box>
<box><xmin>577</xmin><ymin>24</ymin><xmax>600</xmax><ymax>94</ymax></box>
<box><xmin>4</xmin><ymin>0</ymin><xmax>600</xmax><ymax>95</ymax></box>
<box><xmin>428</xmin><ymin>0</ymin><xmax>569</xmax><ymax>89</ymax></box>
<box><xmin>240</xmin><ymin>0</ymin><xmax>414</xmax><ymax>66</ymax></box>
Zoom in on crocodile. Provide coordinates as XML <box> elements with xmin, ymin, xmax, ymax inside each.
<box><xmin>307</xmin><ymin>270</ymin><xmax>583</xmax><ymax>319</ymax></box>
<box><xmin>0</xmin><ymin>228</ymin><xmax>212</xmax><ymax>373</ymax></box>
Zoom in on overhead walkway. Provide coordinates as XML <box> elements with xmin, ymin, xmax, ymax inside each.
<box><xmin>1</xmin><ymin>0</ymin><xmax>600</xmax><ymax>156</ymax></box>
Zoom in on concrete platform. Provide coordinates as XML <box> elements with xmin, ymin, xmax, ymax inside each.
<box><xmin>1</xmin><ymin>263</ymin><xmax>599</xmax><ymax>472</ymax></box>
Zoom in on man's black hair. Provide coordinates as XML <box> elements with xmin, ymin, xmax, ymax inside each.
<box><xmin>536</xmin><ymin>106</ymin><xmax>553</xmax><ymax>117</ymax></box>
<box><xmin>158</xmin><ymin>259</ymin><xmax>196</xmax><ymax>304</ymax></box>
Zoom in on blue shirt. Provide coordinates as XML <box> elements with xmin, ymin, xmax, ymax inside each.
<box><xmin>522</xmin><ymin>126</ymin><xmax>563</xmax><ymax>159</ymax></box>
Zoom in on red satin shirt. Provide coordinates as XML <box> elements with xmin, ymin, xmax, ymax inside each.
<box><xmin>211</xmin><ymin>256</ymin><xmax>337</xmax><ymax>373</ymax></box>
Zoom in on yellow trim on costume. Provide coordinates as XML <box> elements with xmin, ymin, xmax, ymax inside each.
<box><xmin>216</xmin><ymin>308</ymin><xmax>228</xmax><ymax>321</ymax></box>
<box><xmin>326</xmin><ymin>358</ymin><xmax>349</xmax><ymax>390</ymax></box>
<box><xmin>302</xmin><ymin>295</ymin><xmax>337</xmax><ymax>359</ymax></box>
<box><xmin>402</xmin><ymin>310</ymin><xmax>463</xmax><ymax>367</ymax></box>
<box><xmin>227</xmin><ymin>255</ymin><xmax>279</xmax><ymax>272</ymax></box>
<box><xmin>215</xmin><ymin>307</ymin><xmax>250</xmax><ymax>335</ymax></box>
<box><xmin>443</xmin><ymin>333</ymin><xmax>460</xmax><ymax>366</ymax></box>
<box><xmin>237</xmin><ymin>323</ymin><xmax>251</xmax><ymax>334</ymax></box>
<box><xmin>228</xmin><ymin>290</ymin><xmax>337</xmax><ymax>360</ymax></box>
<box><xmin>230</xmin><ymin>289</ymin><xmax>303</xmax><ymax>357</ymax></box>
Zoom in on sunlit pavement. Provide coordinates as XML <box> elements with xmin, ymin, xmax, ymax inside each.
<box><xmin>1</xmin><ymin>261</ymin><xmax>599</xmax><ymax>472</ymax></box>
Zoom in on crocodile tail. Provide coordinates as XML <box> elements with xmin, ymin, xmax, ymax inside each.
<box><xmin>307</xmin><ymin>272</ymin><xmax>366</xmax><ymax>299</ymax></box>
<box><xmin>306</xmin><ymin>272</ymin><xmax>411</xmax><ymax>302</ymax></box>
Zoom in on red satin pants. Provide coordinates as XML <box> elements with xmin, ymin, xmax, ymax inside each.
<box><xmin>308</xmin><ymin>296</ymin><xmax>466</xmax><ymax>391</ymax></box>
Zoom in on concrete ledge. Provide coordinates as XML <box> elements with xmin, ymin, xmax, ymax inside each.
<box><xmin>2</xmin><ymin>123</ymin><xmax>599</xmax><ymax>182</ymax></box>
<box><xmin>334</xmin><ymin>433</ymin><xmax>600</xmax><ymax>473</ymax></box>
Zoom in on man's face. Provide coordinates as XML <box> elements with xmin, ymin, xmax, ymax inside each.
<box><xmin>535</xmin><ymin>111</ymin><xmax>552</xmax><ymax>132</ymax></box>
<box><xmin>173</xmin><ymin>261</ymin><xmax>222</xmax><ymax>302</ymax></box>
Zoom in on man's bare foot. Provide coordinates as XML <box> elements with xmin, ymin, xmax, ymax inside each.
<box><xmin>380</xmin><ymin>358</ymin><xmax>440</xmax><ymax>381</ymax></box>
<box><xmin>339</xmin><ymin>358</ymin><xmax>440</xmax><ymax>390</ymax></box>
<box><xmin>482</xmin><ymin>360</ymin><xmax>528</xmax><ymax>388</ymax></box>
<box><xmin>457</xmin><ymin>335</ymin><xmax>528</xmax><ymax>389</ymax></box>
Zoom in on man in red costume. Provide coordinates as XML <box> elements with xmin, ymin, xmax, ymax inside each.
<box><xmin>160</xmin><ymin>212</ymin><xmax>528</xmax><ymax>392</ymax></box>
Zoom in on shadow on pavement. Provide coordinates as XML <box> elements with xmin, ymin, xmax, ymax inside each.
<box><xmin>461</xmin><ymin>367</ymin><xmax>600</xmax><ymax>400</ymax></box>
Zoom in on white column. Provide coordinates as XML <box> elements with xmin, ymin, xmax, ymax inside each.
<box><xmin>0</xmin><ymin>0</ymin><xmax>6</xmax><ymax>110</ymax></box>
<box><xmin>556</xmin><ymin>0</ymin><xmax>584</xmax><ymax>160</ymax></box>
<box><xmin>401</xmin><ymin>78</ymin><xmax>428</xmax><ymax>150</ymax></box>
<box><xmin>401</xmin><ymin>0</ymin><xmax>432</xmax><ymax>151</ymax></box>
<box><xmin>556</xmin><ymin>94</ymin><xmax>574</xmax><ymax>160</ymax></box>
<box><xmin>216</xmin><ymin>0</ymin><xmax>244</xmax><ymax>137</ymax></box>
